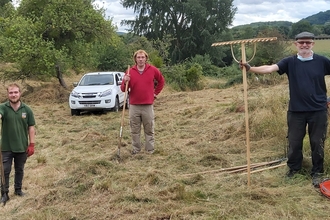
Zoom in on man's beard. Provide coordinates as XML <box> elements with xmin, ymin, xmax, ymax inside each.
<box><xmin>9</xmin><ymin>99</ymin><xmax>20</xmax><ymax>104</ymax></box>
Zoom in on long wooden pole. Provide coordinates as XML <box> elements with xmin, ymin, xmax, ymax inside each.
<box><xmin>241</xmin><ymin>42</ymin><xmax>251</xmax><ymax>187</ymax></box>
<box><xmin>118</xmin><ymin>65</ymin><xmax>130</xmax><ymax>158</ymax></box>
<box><xmin>181</xmin><ymin>159</ymin><xmax>283</xmax><ymax>176</ymax></box>
<box><xmin>0</xmin><ymin>151</ymin><xmax>4</xmax><ymax>189</ymax></box>
<box><xmin>240</xmin><ymin>163</ymin><xmax>286</xmax><ymax>175</ymax></box>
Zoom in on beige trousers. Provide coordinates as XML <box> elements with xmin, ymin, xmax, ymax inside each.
<box><xmin>129</xmin><ymin>104</ymin><xmax>155</xmax><ymax>152</ymax></box>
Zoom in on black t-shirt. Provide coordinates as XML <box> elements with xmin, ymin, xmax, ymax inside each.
<box><xmin>277</xmin><ymin>54</ymin><xmax>330</xmax><ymax>112</ymax></box>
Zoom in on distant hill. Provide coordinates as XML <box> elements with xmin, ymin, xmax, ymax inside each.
<box><xmin>233</xmin><ymin>21</ymin><xmax>293</xmax><ymax>29</ymax></box>
<box><xmin>116</xmin><ymin>32</ymin><xmax>127</xmax><ymax>35</ymax></box>
<box><xmin>233</xmin><ymin>10</ymin><xmax>330</xmax><ymax>29</ymax></box>
<box><xmin>301</xmin><ymin>10</ymin><xmax>330</xmax><ymax>25</ymax></box>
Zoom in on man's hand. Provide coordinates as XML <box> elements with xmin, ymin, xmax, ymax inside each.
<box><xmin>26</xmin><ymin>143</ymin><xmax>35</xmax><ymax>157</ymax></box>
<box><xmin>124</xmin><ymin>75</ymin><xmax>130</xmax><ymax>83</ymax></box>
<box><xmin>239</xmin><ymin>61</ymin><xmax>251</xmax><ymax>71</ymax></box>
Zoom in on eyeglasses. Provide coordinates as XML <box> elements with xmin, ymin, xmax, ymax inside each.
<box><xmin>297</xmin><ymin>41</ymin><xmax>314</xmax><ymax>45</ymax></box>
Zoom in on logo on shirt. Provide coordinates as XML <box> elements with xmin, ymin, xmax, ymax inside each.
<box><xmin>22</xmin><ymin>112</ymin><xmax>26</xmax><ymax>119</ymax></box>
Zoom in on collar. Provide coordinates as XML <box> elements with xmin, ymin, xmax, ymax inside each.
<box><xmin>297</xmin><ymin>51</ymin><xmax>314</xmax><ymax>62</ymax></box>
<box><xmin>5</xmin><ymin>101</ymin><xmax>24</xmax><ymax>110</ymax></box>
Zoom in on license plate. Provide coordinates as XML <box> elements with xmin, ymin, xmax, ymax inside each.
<box><xmin>84</xmin><ymin>104</ymin><xmax>95</xmax><ymax>107</ymax></box>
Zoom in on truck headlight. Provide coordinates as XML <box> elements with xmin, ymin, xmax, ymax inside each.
<box><xmin>99</xmin><ymin>89</ymin><xmax>112</xmax><ymax>97</ymax></box>
<box><xmin>71</xmin><ymin>91</ymin><xmax>81</xmax><ymax>98</ymax></box>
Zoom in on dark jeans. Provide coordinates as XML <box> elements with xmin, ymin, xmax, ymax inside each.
<box><xmin>1</xmin><ymin>151</ymin><xmax>27</xmax><ymax>193</ymax></box>
<box><xmin>287</xmin><ymin>111</ymin><xmax>327</xmax><ymax>175</ymax></box>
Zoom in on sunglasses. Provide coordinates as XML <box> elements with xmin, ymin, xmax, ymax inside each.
<box><xmin>297</xmin><ymin>41</ymin><xmax>314</xmax><ymax>45</ymax></box>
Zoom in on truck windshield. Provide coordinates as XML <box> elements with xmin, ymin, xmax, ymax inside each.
<box><xmin>79</xmin><ymin>74</ymin><xmax>114</xmax><ymax>86</ymax></box>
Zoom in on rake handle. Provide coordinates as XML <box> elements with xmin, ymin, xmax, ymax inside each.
<box><xmin>117</xmin><ymin>65</ymin><xmax>130</xmax><ymax>157</ymax></box>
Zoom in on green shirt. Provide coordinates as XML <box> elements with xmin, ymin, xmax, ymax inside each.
<box><xmin>0</xmin><ymin>101</ymin><xmax>36</xmax><ymax>152</ymax></box>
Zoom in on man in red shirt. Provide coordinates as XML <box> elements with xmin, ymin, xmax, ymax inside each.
<box><xmin>121</xmin><ymin>50</ymin><xmax>165</xmax><ymax>155</ymax></box>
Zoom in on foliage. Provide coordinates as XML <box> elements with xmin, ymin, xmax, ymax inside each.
<box><xmin>252</xmin><ymin>28</ymin><xmax>294</xmax><ymax>65</ymax></box>
<box><xmin>0</xmin><ymin>0</ymin><xmax>11</xmax><ymax>7</ymax></box>
<box><xmin>148</xmin><ymin>50</ymin><xmax>163</xmax><ymax>68</ymax></box>
<box><xmin>323</xmin><ymin>22</ymin><xmax>330</xmax><ymax>35</ymax></box>
<box><xmin>188</xmin><ymin>54</ymin><xmax>220</xmax><ymax>77</ymax></box>
<box><xmin>121</xmin><ymin>0</ymin><xmax>237</xmax><ymax>64</ymax></box>
<box><xmin>290</xmin><ymin>20</ymin><xmax>314</xmax><ymax>38</ymax></box>
<box><xmin>97</xmin><ymin>35</ymin><xmax>133</xmax><ymax>72</ymax></box>
<box><xmin>0</xmin><ymin>0</ymin><xmax>15</xmax><ymax>18</ymax></box>
<box><xmin>0</xmin><ymin>0</ymin><xmax>118</xmax><ymax>84</ymax></box>
<box><xmin>0</xmin><ymin>16</ymin><xmax>68</xmax><ymax>81</ymax></box>
<box><xmin>161</xmin><ymin>63</ymin><xmax>204</xmax><ymax>91</ymax></box>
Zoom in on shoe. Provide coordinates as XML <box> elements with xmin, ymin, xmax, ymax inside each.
<box><xmin>286</xmin><ymin>169</ymin><xmax>299</xmax><ymax>178</ymax></box>
<box><xmin>131</xmin><ymin>150</ymin><xmax>140</xmax><ymax>155</ymax></box>
<box><xmin>1</xmin><ymin>192</ymin><xmax>10</xmax><ymax>205</ymax></box>
<box><xmin>14</xmin><ymin>190</ymin><xmax>25</xmax><ymax>197</ymax></box>
<box><xmin>147</xmin><ymin>150</ymin><xmax>154</xmax><ymax>154</ymax></box>
<box><xmin>312</xmin><ymin>173</ymin><xmax>323</xmax><ymax>188</ymax></box>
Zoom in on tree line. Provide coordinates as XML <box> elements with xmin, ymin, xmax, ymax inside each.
<box><xmin>0</xmin><ymin>0</ymin><xmax>328</xmax><ymax>90</ymax></box>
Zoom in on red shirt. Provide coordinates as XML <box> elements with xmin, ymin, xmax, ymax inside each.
<box><xmin>121</xmin><ymin>64</ymin><xmax>165</xmax><ymax>105</ymax></box>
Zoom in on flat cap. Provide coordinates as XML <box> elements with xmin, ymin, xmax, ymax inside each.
<box><xmin>295</xmin><ymin>31</ymin><xmax>315</xmax><ymax>40</ymax></box>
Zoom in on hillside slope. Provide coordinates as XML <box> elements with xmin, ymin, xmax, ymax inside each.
<box><xmin>1</xmin><ymin>77</ymin><xmax>330</xmax><ymax>219</ymax></box>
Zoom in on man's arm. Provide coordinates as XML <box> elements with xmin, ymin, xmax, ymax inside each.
<box><xmin>28</xmin><ymin>126</ymin><xmax>35</xmax><ymax>144</ymax></box>
<box><xmin>240</xmin><ymin>62</ymin><xmax>279</xmax><ymax>74</ymax></box>
<box><xmin>154</xmin><ymin>69</ymin><xmax>165</xmax><ymax>96</ymax></box>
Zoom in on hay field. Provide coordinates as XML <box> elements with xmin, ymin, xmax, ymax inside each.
<box><xmin>1</xmin><ymin>73</ymin><xmax>330</xmax><ymax>220</ymax></box>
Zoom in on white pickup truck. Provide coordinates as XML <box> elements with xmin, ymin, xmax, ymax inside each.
<box><xmin>69</xmin><ymin>71</ymin><xmax>128</xmax><ymax>116</ymax></box>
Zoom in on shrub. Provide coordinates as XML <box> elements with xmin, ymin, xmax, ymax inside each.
<box><xmin>161</xmin><ymin>63</ymin><xmax>204</xmax><ymax>91</ymax></box>
<box><xmin>188</xmin><ymin>54</ymin><xmax>220</xmax><ymax>77</ymax></box>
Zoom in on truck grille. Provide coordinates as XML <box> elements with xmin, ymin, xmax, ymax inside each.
<box><xmin>79</xmin><ymin>101</ymin><xmax>101</xmax><ymax>105</ymax></box>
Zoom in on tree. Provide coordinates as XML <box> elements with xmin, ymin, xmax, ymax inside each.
<box><xmin>2</xmin><ymin>0</ymin><xmax>116</xmax><ymax>87</ymax></box>
<box><xmin>0</xmin><ymin>0</ymin><xmax>15</xmax><ymax>18</ymax></box>
<box><xmin>252</xmin><ymin>28</ymin><xmax>293</xmax><ymax>66</ymax></box>
<box><xmin>290</xmin><ymin>20</ymin><xmax>313</xmax><ymax>39</ymax></box>
<box><xmin>0</xmin><ymin>16</ymin><xmax>68</xmax><ymax>83</ymax></box>
<box><xmin>121</xmin><ymin>0</ymin><xmax>236</xmax><ymax>64</ymax></box>
<box><xmin>324</xmin><ymin>22</ymin><xmax>330</xmax><ymax>35</ymax></box>
<box><xmin>0</xmin><ymin>0</ymin><xmax>11</xmax><ymax>7</ymax></box>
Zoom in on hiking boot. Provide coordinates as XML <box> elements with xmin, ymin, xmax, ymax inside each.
<box><xmin>147</xmin><ymin>150</ymin><xmax>154</xmax><ymax>154</ymax></box>
<box><xmin>1</xmin><ymin>192</ymin><xmax>10</xmax><ymax>205</ymax></box>
<box><xmin>286</xmin><ymin>169</ymin><xmax>299</xmax><ymax>178</ymax></box>
<box><xmin>312</xmin><ymin>173</ymin><xmax>323</xmax><ymax>188</ymax></box>
<box><xmin>14</xmin><ymin>190</ymin><xmax>25</xmax><ymax>197</ymax></box>
<box><xmin>131</xmin><ymin>150</ymin><xmax>140</xmax><ymax>155</ymax></box>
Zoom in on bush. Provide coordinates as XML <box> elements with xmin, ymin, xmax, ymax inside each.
<box><xmin>161</xmin><ymin>63</ymin><xmax>205</xmax><ymax>91</ymax></box>
<box><xmin>188</xmin><ymin>54</ymin><xmax>220</xmax><ymax>77</ymax></box>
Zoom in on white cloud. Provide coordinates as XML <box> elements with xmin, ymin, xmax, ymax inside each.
<box><xmin>96</xmin><ymin>0</ymin><xmax>330</xmax><ymax>32</ymax></box>
<box><xmin>232</xmin><ymin>0</ymin><xmax>330</xmax><ymax>26</ymax></box>
<box><xmin>93</xmin><ymin>0</ymin><xmax>135</xmax><ymax>32</ymax></box>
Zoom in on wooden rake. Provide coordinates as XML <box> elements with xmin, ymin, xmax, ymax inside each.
<box><xmin>117</xmin><ymin>65</ymin><xmax>130</xmax><ymax>159</ymax></box>
<box><xmin>211</xmin><ymin>37</ymin><xmax>277</xmax><ymax>186</ymax></box>
<box><xmin>0</xmin><ymin>149</ymin><xmax>6</xmax><ymax>206</ymax></box>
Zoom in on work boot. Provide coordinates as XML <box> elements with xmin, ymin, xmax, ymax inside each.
<box><xmin>286</xmin><ymin>169</ymin><xmax>299</xmax><ymax>178</ymax></box>
<box><xmin>14</xmin><ymin>190</ymin><xmax>25</xmax><ymax>197</ymax></box>
<box><xmin>312</xmin><ymin>173</ymin><xmax>324</xmax><ymax>188</ymax></box>
<box><xmin>1</xmin><ymin>192</ymin><xmax>10</xmax><ymax>205</ymax></box>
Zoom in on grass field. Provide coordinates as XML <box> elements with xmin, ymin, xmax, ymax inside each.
<box><xmin>1</xmin><ymin>70</ymin><xmax>330</xmax><ymax>219</ymax></box>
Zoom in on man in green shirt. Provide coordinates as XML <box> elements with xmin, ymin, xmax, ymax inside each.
<box><xmin>0</xmin><ymin>83</ymin><xmax>36</xmax><ymax>205</ymax></box>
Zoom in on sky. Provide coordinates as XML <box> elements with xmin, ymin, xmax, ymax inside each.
<box><xmin>95</xmin><ymin>0</ymin><xmax>330</xmax><ymax>32</ymax></box>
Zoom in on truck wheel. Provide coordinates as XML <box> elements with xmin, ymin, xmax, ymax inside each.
<box><xmin>112</xmin><ymin>97</ymin><xmax>119</xmax><ymax>112</ymax></box>
<box><xmin>71</xmin><ymin>109</ymin><xmax>80</xmax><ymax>116</ymax></box>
